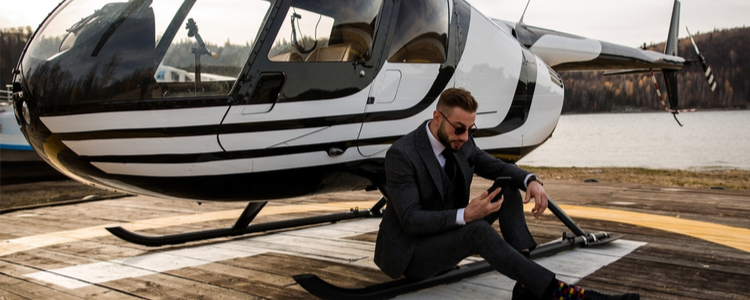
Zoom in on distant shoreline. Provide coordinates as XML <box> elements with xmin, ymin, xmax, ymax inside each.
<box><xmin>560</xmin><ymin>108</ymin><xmax>749</xmax><ymax>115</ymax></box>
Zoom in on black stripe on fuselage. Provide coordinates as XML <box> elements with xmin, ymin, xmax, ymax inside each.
<box><xmin>83</xmin><ymin>140</ymin><xmax>354</xmax><ymax>164</ymax></box>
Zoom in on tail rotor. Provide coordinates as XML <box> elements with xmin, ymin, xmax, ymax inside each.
<box><xmin>687</xmin><ymin>27</ymin><xmax>717</xmax><ymax>91</ymax></box>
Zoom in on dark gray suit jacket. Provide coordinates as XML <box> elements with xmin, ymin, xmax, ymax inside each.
<box><xmin>374</xmin><ymin>120</ymin><xmax>531</xmax><ymax>279</ymax></box>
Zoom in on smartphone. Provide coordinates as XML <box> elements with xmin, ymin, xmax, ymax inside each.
<box><xmin>486</xmin><ymin>177</ymin><xmax>511</xmax><ymax>202</ymax></box>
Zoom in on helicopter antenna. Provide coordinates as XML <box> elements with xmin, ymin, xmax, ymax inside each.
<box><xmin>519</xmin><ymin>0</ymin><xmax>531</xmax><ymax>25</ymax></box>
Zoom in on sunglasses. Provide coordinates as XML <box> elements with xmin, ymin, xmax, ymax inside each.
<box><xmin>438</xmin><ymin>111</ymin><xmax>478</xmax><ymax>135</ymax></box>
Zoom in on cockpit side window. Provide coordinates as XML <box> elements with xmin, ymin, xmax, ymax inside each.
<box><xmin>387</xmin><ymin>0</ymin><xmax>449</xmax><ymax>63</ymax></box>
<box><xmin>156</xmin><ymin>0</ymin><xmax>271</xmax><ymax>97</ymax></box>
<box><xmin>267</xmin><ymin>0</ymin><xmax>382</xmax><ymax>62</ymax></box>
<box><xmin>21</xmin><ymin>0</ymin><xmax>272</xmax><ymax>106</ymax></box>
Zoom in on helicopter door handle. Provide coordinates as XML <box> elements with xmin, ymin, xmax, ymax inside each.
<box><xmin>352</xmin><ymin>61</ymin><xmax>373</xmax><ymax>69</ymax></box>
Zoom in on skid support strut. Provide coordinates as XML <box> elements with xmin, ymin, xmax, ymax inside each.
<box><xmin>106</xmin><ymin>197</ymin><xmax>387</xmax><ymax>247</ymax></box>
<box><xmin>294</xmin><ymin>198</ymin><xmax>624</xmax><ymax>300</ymax></box>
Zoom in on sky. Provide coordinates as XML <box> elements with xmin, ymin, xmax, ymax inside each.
<box><xmin>2</xmin><ymin>0</ymin><xmax>747</xmax><ymax>48</ymax></box>
<box><xmin>468</xmin><ymin>0</ymin><xmax>749</xmax><ymax>47</ymax></box>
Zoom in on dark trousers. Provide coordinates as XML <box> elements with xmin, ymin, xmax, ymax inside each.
<box><xmin>402</xmin><ymin>188</ymin><xmax>556</xmax><ymax>296</ymax></box>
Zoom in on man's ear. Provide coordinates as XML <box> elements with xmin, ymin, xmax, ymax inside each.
<box><xmin>432</xmin><ymin>110</ymin><xmax>441</xmax><ymax>122</ymax></box>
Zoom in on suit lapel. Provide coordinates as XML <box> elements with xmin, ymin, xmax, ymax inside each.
<box><xmin>414</xmin><ymin>121</ymin><xmax>446</xmax><ymax>200</ymax></box>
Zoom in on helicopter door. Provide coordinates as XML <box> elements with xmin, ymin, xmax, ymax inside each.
<box><xmin>357</xmin><ymin>0</ymin><xmax>451</xmax><ymax>157</ymax></box>
<box><xmin>218</xmin><ymin>0</ymin><xmax>392</xmax><ymax>159</ymax></box>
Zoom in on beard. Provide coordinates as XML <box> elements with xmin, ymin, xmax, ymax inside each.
<box><xmin>437</xmin><ymin>121</ymin><xmax>462</xmax><ymax>151</ymax></box>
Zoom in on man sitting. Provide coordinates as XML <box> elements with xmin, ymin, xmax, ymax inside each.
<box><xmin>374</xmin><ymin>88</ymin><xmax>640</xmax><ymax>300</ymax></box>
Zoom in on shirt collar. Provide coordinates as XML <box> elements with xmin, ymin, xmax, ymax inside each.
<box><xmin>425</xmin><ymin>121</ymin><xmax>445</xmax><ymax>158</ymax></box>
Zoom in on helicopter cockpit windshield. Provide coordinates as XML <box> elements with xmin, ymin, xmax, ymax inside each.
<box><xmin>20</xmin><ymin>0</ymin><xmax>271</xmax><ymax>107</ymax></box>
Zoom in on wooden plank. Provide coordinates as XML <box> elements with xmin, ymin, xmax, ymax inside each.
<box><xmin>577</xmin><ymin>257</ymin><xmax>750</xmax><ymax>300</ymax></box>
<box><xmin>220</xmin><ymin>252</ymin><xmax>392</xmax><ymax>289</ymax></box>
<box><xmin>0</xmin><ymin>233</ymin><xmax>18</xmax><ymax>240</ymax></box>
<box><xmin>0</xmin><ymin>288</ymin><xmax>32</xmax><ymax>300</ymax></box>
<box><xmin>174</xmin><ymin>261</ymin><xmax>299</xmax><ymax>288</ymax></box>
<box><xmin>0</xmin><ymin>248</ymin><xmax>99</xmax><ymax>271</ymax></box>
<box><xmin>166</xmin><ymin>266</ymin><xmax>315</xmax><ymax>300</ymax></box>
<box><xmin>42</xmin><ymin>240</ymin><xmax>147</xmax><ymax>262</ymax></box>
<box><xmin>0</xmin><ymin>273</ymin><xmax>85</xmax><ymax>300</ymax></box>
<box><xmin>0</xmin><ymin>260</ymin><xmax>139</xmax><ymax>300</ymax></box>
<box><xmin>101</xmin><ymin>272</ymin><xmax>262</xmax><ymax>300</ymax></box>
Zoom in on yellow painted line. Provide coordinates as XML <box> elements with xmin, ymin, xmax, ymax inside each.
<box><xmin>0</xmin><ymin>201</ymin><xmax>376</xmax><ymax>257</ymax></box>
<box><xmin>525</xmin><ymin>203</ymin><xmax>750</xmax><ymax>253</ymax></box>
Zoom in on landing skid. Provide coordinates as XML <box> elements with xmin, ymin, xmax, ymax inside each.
<box><xmin>293</xmin><ymin>198</ymin><xmax>625</xmax><ymax>300</ymax></box>
<box><xmin>106</xmin><ymin>197</ymin><xmax>387</xmax><ymax>247</ymax></box>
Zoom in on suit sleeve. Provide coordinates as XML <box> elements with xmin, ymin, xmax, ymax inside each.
<box><xmin>468</xmin><ymin>139</ymin><xmax>531</xmax><ymax>191</ymax></box>
<box><xmin>385</xmin><ymin>146</ymin><xmax>462</xmax><ymax>235</ymax></box>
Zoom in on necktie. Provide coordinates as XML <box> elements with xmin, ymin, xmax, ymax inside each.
<box><xmin>442</xmin><ymin>149</ymin><xmax>455</xmax><ymax>179</ymax></box>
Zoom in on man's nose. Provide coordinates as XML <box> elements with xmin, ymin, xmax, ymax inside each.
<box><xmin>458</xmin><ymin>131</ymin><xmax>469</xmax><ymax>141</ymax></box>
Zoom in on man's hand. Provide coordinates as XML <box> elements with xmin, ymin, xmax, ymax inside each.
<box><xmin>524</xmin><ymin>181</ymin><xmax>548</xmax><ymax>218</ymax></box>
<box><xmin>463</xmin><ymin>187</ymin><xmax>503</xmax><ymax>223</ymax></box>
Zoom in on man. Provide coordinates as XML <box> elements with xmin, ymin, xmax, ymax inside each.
<box><xmin>374</xmin><ymin>88</ymin><xmax>639</xmax><ymax>300</ymax></box>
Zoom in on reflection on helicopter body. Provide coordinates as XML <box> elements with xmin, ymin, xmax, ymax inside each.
<box><xmin>155</xmin><ymin>65</ymin><xmax>236</xmax><ymax>83</ymax></box>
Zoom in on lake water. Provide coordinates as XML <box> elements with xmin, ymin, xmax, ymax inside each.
<box><xmin>518</xmin><ymin>110</ymin><xmax>750</xmax><ymax>171</ymax></box>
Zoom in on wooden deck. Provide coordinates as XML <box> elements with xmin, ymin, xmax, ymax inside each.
<box><xmin>1</xmin><ymin>178</ymin><xmax>749</xmax><ymax>299</ymax></box>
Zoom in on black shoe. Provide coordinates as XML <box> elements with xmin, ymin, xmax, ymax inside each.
<box><xmin>512</xmin><ymin>282</ymin><xmax>540</xmax><ymax>300</ymax></box>
<box><xmin>584</xmin><ymin>289</ymin><xmax>640</xmax><ymax>300</ymax></box>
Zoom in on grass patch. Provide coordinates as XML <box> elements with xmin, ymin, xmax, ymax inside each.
<box><xmin>518</xmin><ymin>166</ymin><xmax>750</xmax><ymax>190</ymax></box>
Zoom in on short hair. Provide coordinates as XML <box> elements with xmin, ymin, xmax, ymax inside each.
<box><xmin>436</xmin><ymin>88</ymin><xmax>478</xmax><ymax>114</ymax></box>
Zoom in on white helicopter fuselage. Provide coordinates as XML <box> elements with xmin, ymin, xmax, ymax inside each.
<box><xmin>14</xmin><ymin>0</ymin><xmax>690</xmax><ymax>202</ymax></box>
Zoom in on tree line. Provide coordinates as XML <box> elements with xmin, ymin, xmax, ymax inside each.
<box><xmin>0</xmin><ymin>26</ymin><xmax>33</xmax><ymax>90</ymax></box>
<box><xmin>560</xmin><ymin>27</ymin><xmax>749</xmax><ymax>113</ymax></box>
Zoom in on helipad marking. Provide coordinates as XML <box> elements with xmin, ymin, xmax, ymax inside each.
<box><xmin>24</xmin><ymin>241</ymin><xmax>269</xmax><ymax>289</ymax></box>
<box><xmin>23</xmin><ymin>218</ymin><xmax>644</xmax><ymax>292</ymax></box>
<box><xmin>24</xmin><ymin>219</ymin><xmax>382</xmax><ymax>289</ymax></box>
<box><xmin>525</xmin><ymin>203</ymin><xmax>750</xmax><ymax>253</ymax></box>
<box><xmin>396</xmin><ymin>239</ymin><xmax>646</xmax><ymax>299</ymax></box>
<box><xmin>0</xmin><ymin>200</ymin><xmax>377</xmax><ymax>257</ymax></box>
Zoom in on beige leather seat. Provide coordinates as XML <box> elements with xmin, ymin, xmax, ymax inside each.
<box><xmin>269</xmin><ymin>52</ymin><xmax>304</xmax><ymax>62</ymax></box>
<box><xmin>305</xmin><ymin>43</ymin><xmax>363</xmax><ymax>62</ymax></box>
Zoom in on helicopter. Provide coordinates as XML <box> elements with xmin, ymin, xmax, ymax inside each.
<box><xmin>9</xmin><ymin>0</ymin><xmax>714</xmax><ymax>297</ymax></box>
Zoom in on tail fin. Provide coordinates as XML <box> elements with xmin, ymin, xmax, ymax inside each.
<box><xmin>664</xmin><ymin>0</ymin><xmax>681</xmax><ymax>57</ymax></box>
